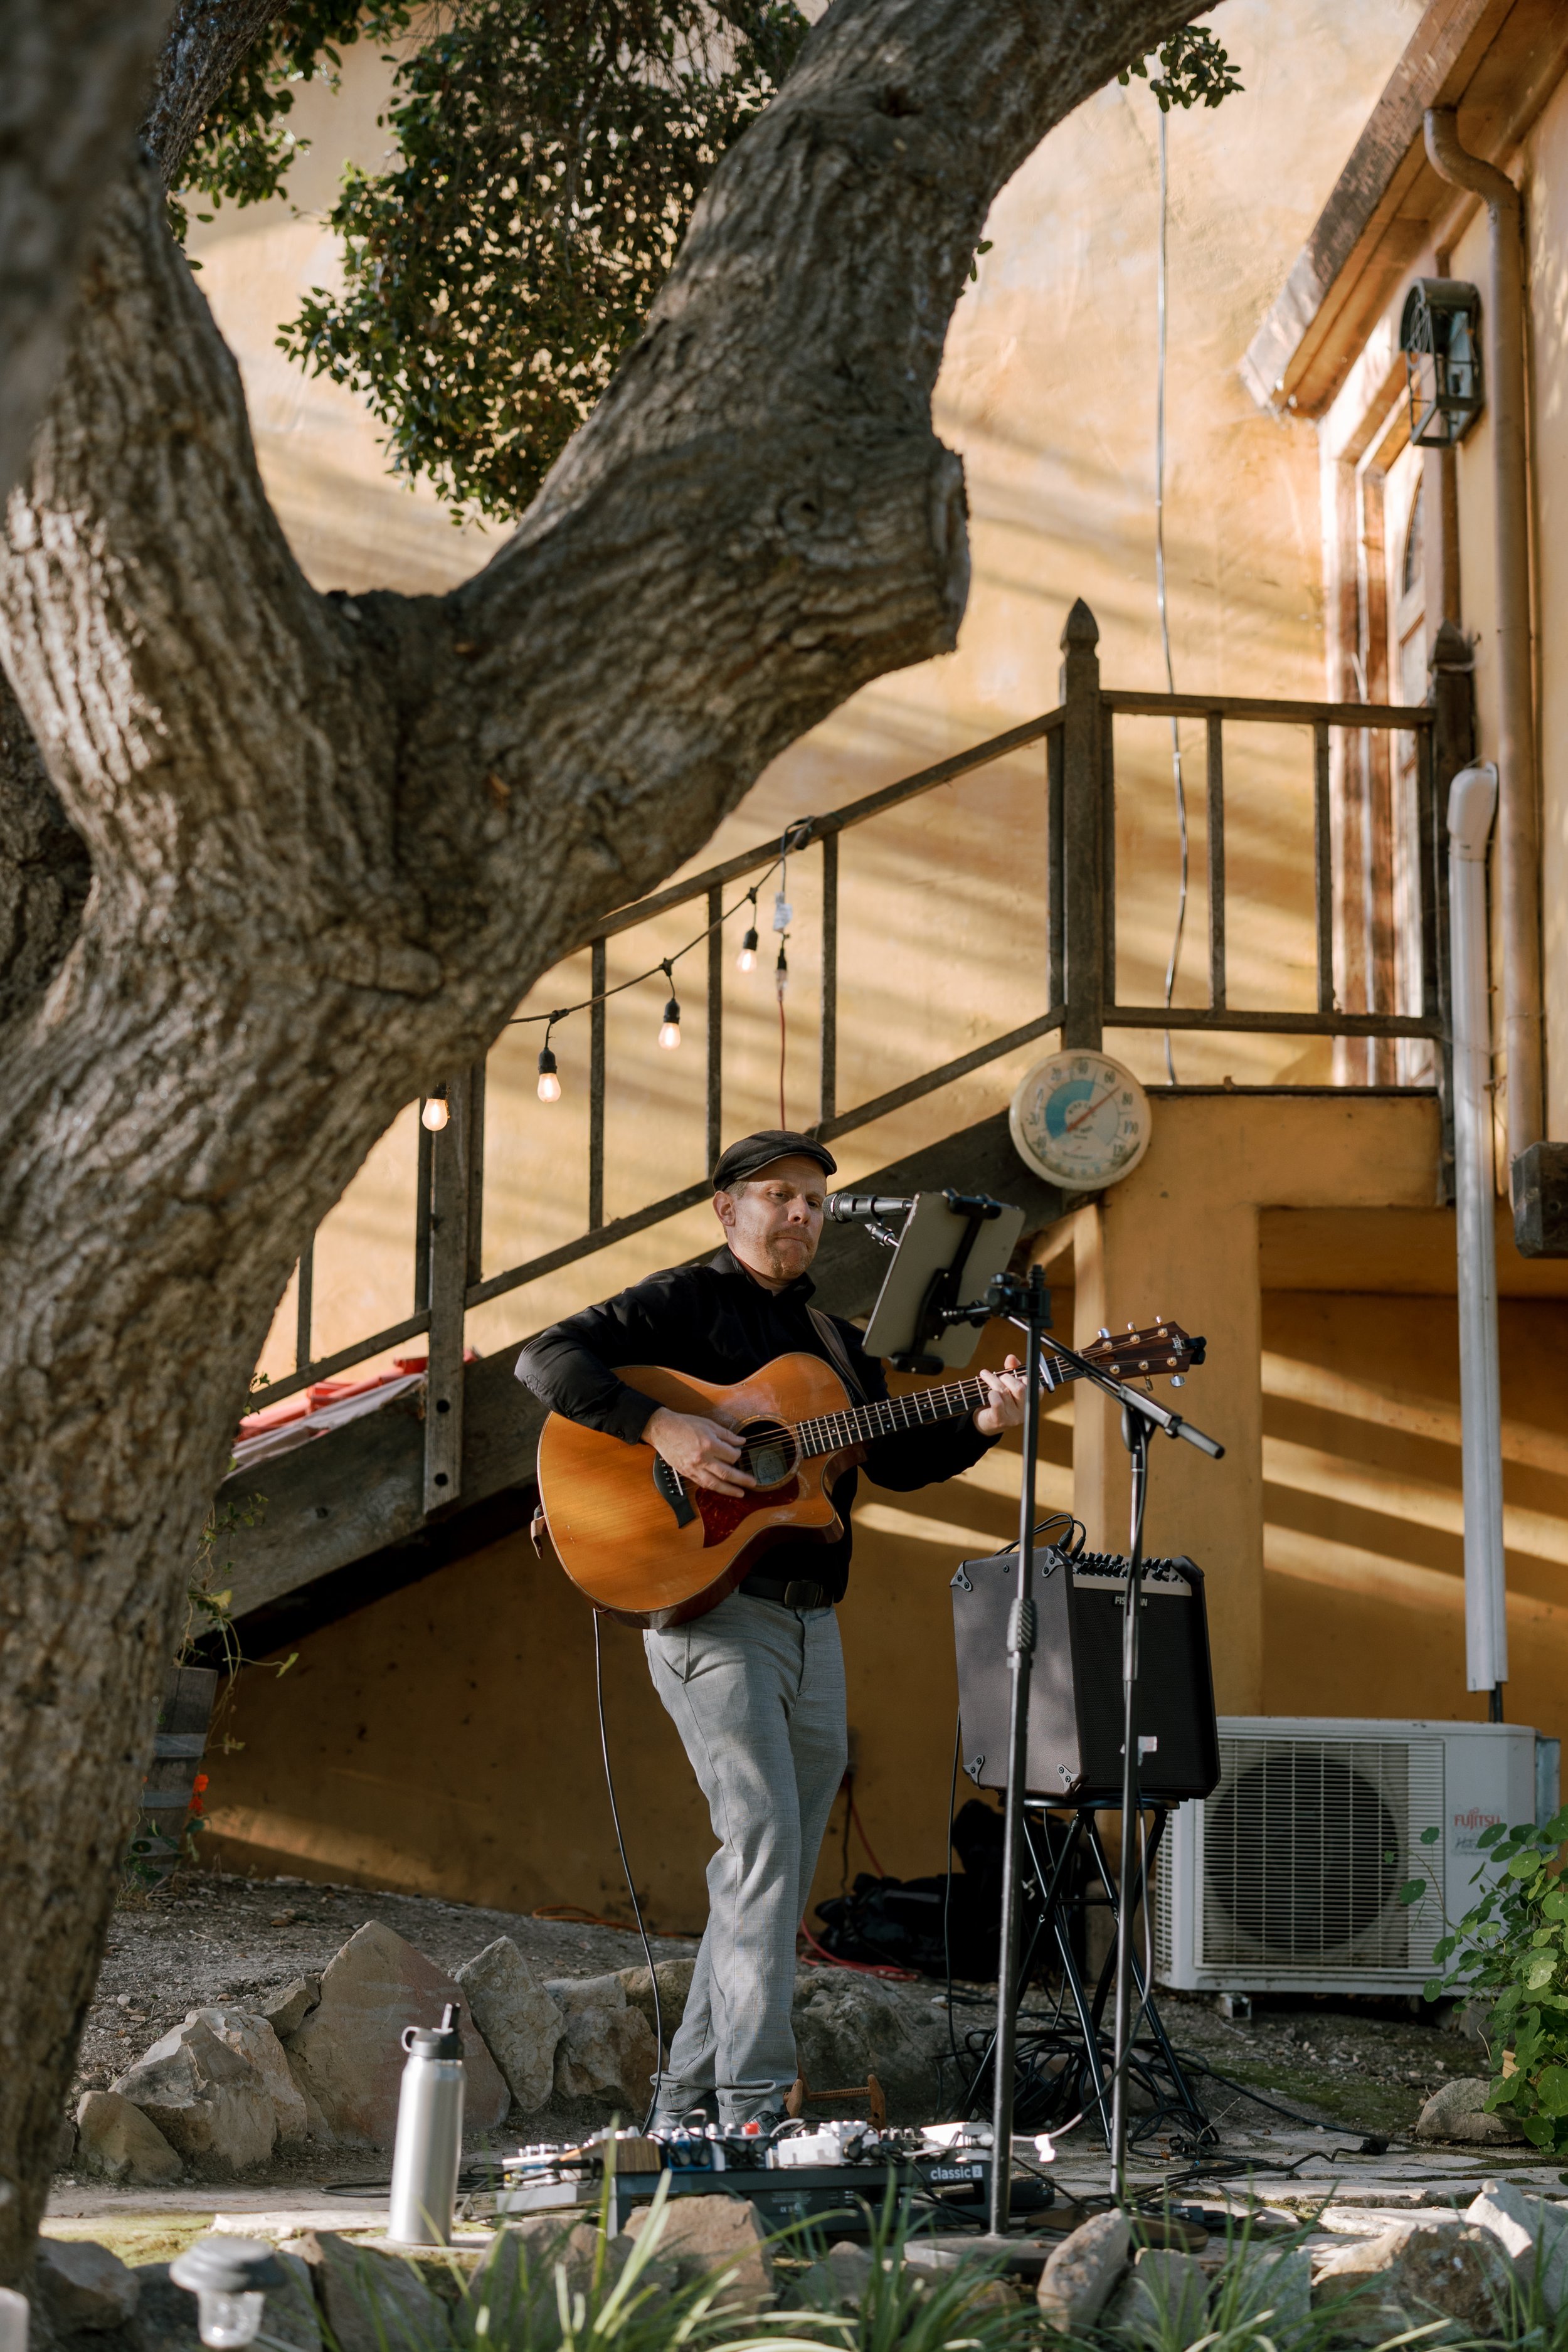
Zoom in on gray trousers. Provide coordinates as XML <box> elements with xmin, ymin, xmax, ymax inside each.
<box><xmin>643</xmin><ymin>1591</ymin><xmax>847</xmax><ymax>2124</ymax></box>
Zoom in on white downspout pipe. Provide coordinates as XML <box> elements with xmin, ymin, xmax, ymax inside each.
<box><xmin>1449</xmin><ymin>761</ymin><xmax>1507</xmax><ymax>1710</ymax></box>
<box><xmin>1424</xmin><ymin>111</ymin><xmax>1543</xmax><ymax>1170</ymax></box>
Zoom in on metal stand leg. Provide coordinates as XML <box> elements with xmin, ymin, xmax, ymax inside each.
<box><xmin>1083</xmin><ymin>1811</ymin><xmax>1209</xmax><ymax>2143</ymax></box>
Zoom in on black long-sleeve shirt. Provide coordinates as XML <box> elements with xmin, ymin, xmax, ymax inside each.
<box><xmin>516</xmin><ymin>1245</ymin><xmax>995</xmax><ymax>1602</ymax></box>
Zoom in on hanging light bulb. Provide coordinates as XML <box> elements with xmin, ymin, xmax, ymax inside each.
<box><xmin>736</xmin><ymin>889</ymin><xmax>760</xmax><ymax>973</ymax></box>
<box><xmin>421</xmin><ymin>1087</ymin><xmax>450</xmax><ymax>1133</ymax></box>
<box><xmin>657</xmin><ymin>961</ymin><xmax>681</xmax><ymax>1049</ymax></box>
<box><xmin>536</xmin><ymin>1040</ymin><xmax>561</xmax><ymax>1103</ymax></box>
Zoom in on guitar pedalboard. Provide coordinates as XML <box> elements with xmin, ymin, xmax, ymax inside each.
<box><xmin>482</xmin><ymin>2119</ymin><xmax>1053</xmax><ymax>2235</ymax></box>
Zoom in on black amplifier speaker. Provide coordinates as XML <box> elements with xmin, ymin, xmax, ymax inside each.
<box><xmin>951</xmin><ymin>1546</ymin><xmax>1221</xmax><ymax>1805</ymax></box>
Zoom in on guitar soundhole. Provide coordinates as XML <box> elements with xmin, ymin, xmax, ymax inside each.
<box><xmin>738</xmin><ymin>1419</ymin><xmax>797</xmax><ymax>1488</ymax></box>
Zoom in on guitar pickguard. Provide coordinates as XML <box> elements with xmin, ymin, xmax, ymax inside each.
<box><xmin>695</xmin><ymin>1480</ymin><xmax>800</xmax><ymax>1549</ymax></box>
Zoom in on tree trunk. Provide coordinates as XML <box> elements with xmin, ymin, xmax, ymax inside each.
<box><xmin>0</xmin><ymin>0</ymin><xmax>178</xmax><ymax>492</ymax></box>
<box><xmin>0</xmin><ymin>0</ymin><xmax>1210</xmax><ymax>2277</ymax></box>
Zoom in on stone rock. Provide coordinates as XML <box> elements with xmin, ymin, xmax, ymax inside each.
<box><xmin>1466</xmin><ymin>2178</ymin><xmax>1568</xmax><ymax>2314</ymax></box>
<box><xmin>112</xmin><ymin>2015</ymin><xmax>277</xmax><ymax>2175</ymax></box>
<box><xmin>260</xmin><ymin>1976</ymin><xmax>321</xmax><ymax>2042</ymax></box>
<box><xmin>481</xmin><ymin>2216</ymin><xmax>640</xmax><ymax>2317</ymax></box>
<box><xmin>1222</xmin><ymin>2245</ymin><xmax>1312</xmax><ymax>2339</ymax></box>
<box><xmin>1101</xmin><ymin>2249</ymin><xmax>1207</xmax><ymax>2346</ymax></box>
<box><xmin>554</xmin><ymin>2001</ymin><xmax>658</xmax><ymax>2107</ymax></box>
<box><xmin>1313</xmin><ymin>2222</ymin><xmax>1513</xmax><ymax>2343</ymax></box>
<box><xmin>73</xmin><ymin>2091</ymin><xmax>182</xmax><ymax>2185</ymax></box>
<box><xmin>455</xmin><ymin>1938</ymin><xmax>564</xmax><ymax>2111</ymax></box>
<box><xmin>286</xmin><ymin>2230</ymin><xmax>442</xmax><ymax>2352</ymax></box>
<box><xmin>34</xmin><ymin>2239</ymin><xmax>140</xmax><ymax>2333</ymax></box>
<box><xmin>285</xmin><ymin>1920</ymin><xmax>507</xmax><ymax>2145</ymax></box>
<box><xmin>789</xmin><ymin>1971</ymin><xmax>945</xmax><ymax>2120</ymax></box>
<box><xmin>1037</xmin><ymin>2210</ymin><xmax>1131</xmax><ymax>2331</ymax></box>
<box><xmin>1412</xmin><ymin>2075</ymin><xmax>1525</xmax><ymax>2143</ymax></box>
<box><xmin>625</xmin><ymin>2192</ymin><xmax>773</xmax><ymax>2311</ymax></box>
<box><xmin>618</xmin><ymin>1960</ymin><xmax>697</xmax><ymax>2040</ymax></box>
<box><xmin>544</xmin><ymin>1972</ymin><xmax>628</xmax><ymax>2015</ymax></box>
<box><xmin>192</xmin><ymin>2008</ymin><xmax>309</xmax><ymax>2146</ymax></box>
<box><xmin>821</xmin><ymin>2241</ymin><xmax>874</xmax><ymax>2309</ymax></box>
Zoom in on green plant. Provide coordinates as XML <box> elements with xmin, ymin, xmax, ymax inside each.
<box><xmin>278</xmin><ymin>0</ymin><xmax>808</xmax><ymax>522</ymax></box>
<box><xmin>1415</xmin><ymin>1806</ymin><xmax>1568</xmax><ymax>2152</ymax></box>
<box><xmin>1117</xmin><ymin>25</ymin><xmax>1243</xmax><ymax>112</ymax></box>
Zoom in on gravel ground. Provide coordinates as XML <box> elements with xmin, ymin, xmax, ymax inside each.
<box><xmin>69</xmin><ymin>1868</ymin><xmax>1483</xmax><ymax>2176</ymax></box>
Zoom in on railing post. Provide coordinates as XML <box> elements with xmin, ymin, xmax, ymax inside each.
<box><xmin>424</xmin><ymin>1068</ymin><xmax>472</xmax><ymax>1513</ymax></box>
<box><xmin>819</xmin><ymin>830</ymin><xmax>838</xmax><ymax>1128</ymax></box>
<box><xmin>1059</xmin><ymin>599</ymin><xmax>1104</xmax><ymax>1050</ymax></box>
<box><xmin>294</xmin><ymin>1238</ymin><xmax>314</xmax><ymax>1374</ymax></box>
<box><xmin>1205</xmin><ymin>714</ymin><xmax>1226</xmax><ymax>1010</ymax></box>
<box><xmin>707</xmin><ymin>885</ymin><xmax>723</xmax><ymax>1175</ymax></box>
<box><xmin>589</xmin><ymin>938</ymin><xmax>607</xmax><ymax>1229</ymax></box>
<box><xmin>1430</xmin><ymin>620</ymin><xmax>1475</xmax><ymax>1203</ymax></box>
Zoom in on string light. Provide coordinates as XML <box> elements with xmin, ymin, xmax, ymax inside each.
<box><xmin>502</xmin><ymin>820</ymin><xmax>818</xmax><ymax>1106</ymax></box>
<box><xmin>657</xmin><ymin>961</ymin><xmax>682</xmax><ymax>1051</ymax></box>
<box><xmin>420</xmin><ymin>1087</ymin><xmax>450</xmax><ymax>1133</ymax></box>
<box><xmin>736</xmin><ymin>889</ymin><xmax>760</xmax><ymax>974</ymax></box>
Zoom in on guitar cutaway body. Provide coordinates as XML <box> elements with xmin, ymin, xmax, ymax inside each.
<box><xmin>536</xmin><ymin>1353</ymin><xmax>855</xmax><ymax>1627</ymax></box>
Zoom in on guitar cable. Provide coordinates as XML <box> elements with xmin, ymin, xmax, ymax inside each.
<box><xmin>593</xmin><ymin>1612</ymin><xmax>665</xmax><ymax>2134</ymax></box>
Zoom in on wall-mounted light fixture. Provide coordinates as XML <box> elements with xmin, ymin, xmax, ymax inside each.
<box><xmin>1400</xmin><ymin>277</ymin><xmax>1484</xmax><ymax>446</ymax></box>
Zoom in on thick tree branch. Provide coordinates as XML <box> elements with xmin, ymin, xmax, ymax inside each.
<box><xmin>0</xmin><ymin>668</ymin><xmax>90</xmax><ymax>1023</ymax></box>
<box><xmin>0</xmin><ymin>0</ymin><xmax>177</xmax><ymax>492</ymax></box>
<box><xmin>142</xmin><ymin>0</ymin><xmax>290</xmax><ymax>184</ymax></box>
<box><xmin>428</xmin><ymin>0</ymin><xmax>1209</xmax><ymax>968</ymax></box>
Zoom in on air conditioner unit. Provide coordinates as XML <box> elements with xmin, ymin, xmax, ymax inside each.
<box><xmin>1155</xmin><ymin>1717</ymin><xmax>1554</xmax><ymax>1995</ymax></box>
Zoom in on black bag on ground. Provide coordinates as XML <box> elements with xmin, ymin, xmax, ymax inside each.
<box><xmin>812</xmin><ymin>1800</ymin><xmax>1004</xmax><ymax>1979</ymax></box>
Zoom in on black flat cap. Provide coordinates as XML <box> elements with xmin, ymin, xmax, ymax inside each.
<box><xmin>711</xmin><ymin>1130</ymin><xmax>837</xmax><ymax>1192</ymax></box>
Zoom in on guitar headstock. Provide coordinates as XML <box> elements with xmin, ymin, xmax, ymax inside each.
<box><xmin>1081</xmin><ymin>1320</ymin><xmax>1205</xmax><ymax>1379</ymax></box>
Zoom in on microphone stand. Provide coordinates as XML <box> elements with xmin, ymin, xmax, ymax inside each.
<box><xmin>936</xmin><ymin>1282</ymin><xmax>1222</xmax><ymax>2227</ymax></box>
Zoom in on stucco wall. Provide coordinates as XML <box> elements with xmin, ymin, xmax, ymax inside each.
<box><xmin>187</xmin><ymin>0</ymin><xmax>1426</xmax><ymax>1390</ymax></box>
<box><xmin>205</xmin><ymin>1220</ymin><xmax>1568</xmax><ymax>1912</ymax></box>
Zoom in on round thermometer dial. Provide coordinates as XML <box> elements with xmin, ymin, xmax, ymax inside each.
<box><xmin>1009</xmin><ymin>1051</ymin><xmax>1152</xmax><ymax>1192</ymax></box>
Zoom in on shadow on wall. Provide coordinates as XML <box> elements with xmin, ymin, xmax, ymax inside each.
<box><xmin>1263</xmin><ymin>1290</ymin><xmax>1568</xmax><ymax>1743</ymax></box>
<box><xmin>206</xmin><ymin>1273</ymin><xmax>1568</xmax><ymax>1914</ymax></box>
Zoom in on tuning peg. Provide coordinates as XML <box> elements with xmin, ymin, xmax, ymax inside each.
<box><xmin>1098</xmin><ymin>1327</ymin><xmax>1110</xmax><ymax>1339</ymax></box>
<box><xmin>1171</xmin><ymin>1375</ymin><xmax>1185</xmax><ymax>1388</ymax></box>
<box><xmin>1126</xmin><ymin>1320</ymin><xmax>1136</xmax><ymax>1331</ymax></box>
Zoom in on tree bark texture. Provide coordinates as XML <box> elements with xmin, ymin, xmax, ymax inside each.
<box><xmin>0</xmin><ymin>0</ymin><xmax>1208</xmax><ymax>2277</ymax></box>
<box><xmin>0</xmin><ymin>0</ymin><xmax>177</xmax><ymax>492</ymax></box>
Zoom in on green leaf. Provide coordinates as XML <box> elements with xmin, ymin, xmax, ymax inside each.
<box><xmin>1478</xmin><ymin>1822</ymin><xmax>1508</xmax><ymax>1849</ymax></box>
<box><xmin>1522</xmin><ymin>1952</ymin><xmax>1558</xmax><ymax>1991</ymax></box>
<box><xmin>1398</xmin><ymin>1878</ymin><xmax>1428</xmax><ymax>1907</ymax></box>
<box><xmin>1536</xmin><ymin>2066</ymin><xmax>1568</xmax><ymax>2118</ymax></box>
<box><xmin>1433</xmin><ymin>1936</ymin><xmax>1457</xmax><ymax>1964</ymax></box>
<box><xmin>1523</xmin><ymin>2114</ymin><xmax>1556</xmax><ymax>2149</ymax></box>
<box><xmin>1510</xmin><ymin>1851</ymin><xmax>1544</xmax><ymax>1879</ymax></box>
<box><xmin>1419</xmin><ymin>1825</ymin><xmax>1441</xmax><ymax>1845</ymax></box>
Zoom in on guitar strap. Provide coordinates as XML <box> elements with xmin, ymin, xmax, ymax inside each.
<box><xmin>807</xmin><ymin>1307</ymin><xmax>869</xmax><ymax>1406</ymax></box>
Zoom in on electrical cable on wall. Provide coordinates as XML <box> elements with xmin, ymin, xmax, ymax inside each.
<box><xmin>1155</xmin><ymin>103</ymin><xmax>1189</xmax><ymax>1088</ymax></box>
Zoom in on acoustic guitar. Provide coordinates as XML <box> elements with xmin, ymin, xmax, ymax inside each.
<box><xmin>536</xmin><ymin>1321</ymin><xmax>1203</xmax><ymax>1628</ymax></box>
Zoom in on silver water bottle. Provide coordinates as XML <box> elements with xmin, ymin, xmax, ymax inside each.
<box><xmin>388</xmin><ymin>2003</ymin><xmax>465</xmax><ymax>2245</ymax></box>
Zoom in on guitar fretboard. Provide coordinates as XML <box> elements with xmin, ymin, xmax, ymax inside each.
<box><xmin>791</xmin><ymin>1374</ymin><xmax>997</xmax><ymax>1462</ymax></box>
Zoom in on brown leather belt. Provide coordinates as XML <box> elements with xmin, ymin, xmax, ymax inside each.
<box><xmin>739</xmin><ymin>1571</ymin><xmax>832</xmax><ymax>1610</ymax></box>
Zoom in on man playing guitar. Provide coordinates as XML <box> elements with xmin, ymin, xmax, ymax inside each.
<box><xmin>517</xmin><ymin>1129</ymin><xmax>1026</xmax><ymax>2131</ymax></box>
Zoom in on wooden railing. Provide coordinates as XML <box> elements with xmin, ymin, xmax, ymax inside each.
<box><xmin>265</xmin><ymin>598</ymin><xmax>1463</xmax><ymax>1515</ymax></box>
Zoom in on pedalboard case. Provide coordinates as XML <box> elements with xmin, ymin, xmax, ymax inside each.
<box><xmin>490</xmin><ymin>2123</ymin><xmax>999</xmax><ymax>2237</ymax></box>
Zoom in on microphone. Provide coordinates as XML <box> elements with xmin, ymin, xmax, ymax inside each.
<box><xmin>822</xmin><ymin>1192</ymin><xmax>914</xmax><ymax>1224</ymax></box>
